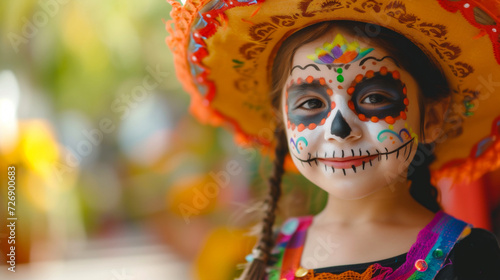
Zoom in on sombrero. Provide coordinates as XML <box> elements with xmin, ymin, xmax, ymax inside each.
<box><xmin>165</xmin><ymin>0</ymin><xmax>500</xmax><ymax>184</ymax></box>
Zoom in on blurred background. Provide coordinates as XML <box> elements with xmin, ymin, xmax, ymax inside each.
<box><xmin>0</xmin><ymin>1</ymin><xmax>324</xmax><ymax>279</ymax></box>
<box><xmin>0</xmin><ymin>1</ymin><xmax>499</xmax><ymax>280</ymax></box>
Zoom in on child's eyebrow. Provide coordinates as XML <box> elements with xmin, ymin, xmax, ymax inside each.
<box><xmin>287</xmin><ymin>80</ymin><xmax>328</xmax><ymax>94</ymax></box>
<box><xmin>358</xmin><ymin>56</ymin><xmax>401</xmax><ymax>68</ymax></box>
<box><xmin>290</xmin><ymin>64</ymin><xmax>321</xmax><ymax>75</ymax></box>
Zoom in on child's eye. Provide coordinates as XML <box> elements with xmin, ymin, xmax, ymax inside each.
<box><xmin>350</xmin><ymin>73</ymin><xmax>406</xmax><ymax>119</ymax></box>
<box><xmin>299</xmin><ymin>98</ymin><xmax>325</xmax><ymax>110</ymax></box>
<box><xmin>361</xmin><ymin>94</ymin><xmax>389</xmax><ymax>105</ymax></box>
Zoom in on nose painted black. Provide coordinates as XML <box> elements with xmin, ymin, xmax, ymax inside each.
<box><xmin>330</xmin><ymin>111</ymin><xmax>352</xmax><ymax>139</ymax></box>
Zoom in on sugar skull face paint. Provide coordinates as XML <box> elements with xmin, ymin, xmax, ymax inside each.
<box><xmin>307</xmin><ymin>33</ymin><xmax>374</xmax><ymax>84</ymax></box>
<box><xmin>290</xmin><ymin>136</ymin><xmax>309</xmax><ymax>154</ymax></box>
<box><xmin>377</xmin><ymin>123</ymin><xmax>419</xmax><ymax>146</ymax></box>
<box><xmin>286</xmin><ymin>77</ymin><xmax>335</xmax><ymax>132</ymax></box>
<box><xmin>282</xmin><ymin>30</ymin><xmax>422</xmax><ymax>200</ymax></box>
<box><xmin>306</xmin><ymin>33</ymin><xmax>374</xmax><ymax>64</ymax></box>
<box><xmin>349</xmin><ymin>67</ymin><xmax>409</xmax><ymax>124</ymax></box>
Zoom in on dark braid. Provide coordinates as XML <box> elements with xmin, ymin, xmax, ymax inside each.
<box><xmin>238</xmin><ymin>128</ymin><xmax>288</xmax><ymax>280</ymax></box>
<box><xmin>408</xmin><ymin>143</ymin><xmax>441</xmax><ymax>213</ymax></box>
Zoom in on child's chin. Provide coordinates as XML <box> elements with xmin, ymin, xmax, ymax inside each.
<box><xmin>312</xmin><ymin>177</ymin><xmax>386</xmax><ymax>199</ymax></box>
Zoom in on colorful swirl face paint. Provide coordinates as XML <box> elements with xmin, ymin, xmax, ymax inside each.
<box><xmin>282</xmin><ymin>30</ymin><xmax>423</xmax><ymax>200</ymax></box>
<box><xmin>306</xmin><ymin>33</ymin><xmax>374</xmax><ymax>65</ymax></box>
<box><xmin>290</xmin><ymin>136</ymin><xmax>308</xmax><ymax>154</ymax></box>
<box><xmin>377</xmin><ymin>123</ymin><xmax>418</xmax><ymax>145</ymax></box>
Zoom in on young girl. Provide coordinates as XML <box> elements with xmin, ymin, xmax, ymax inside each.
<box><xmin>166</xmin><ymin>0</ymin><xmax>500</xmax><ymax>279</ymax></box>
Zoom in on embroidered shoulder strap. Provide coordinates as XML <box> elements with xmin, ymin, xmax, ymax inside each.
<box><xmin>406</xmin><ymin>212</ymin><xmax>471</xmax><ymax>280</ymax></box>
<box><xmin>268</xmin><ymin>216</ymin><xmax>313</xmax><ymax>280</ymax></box>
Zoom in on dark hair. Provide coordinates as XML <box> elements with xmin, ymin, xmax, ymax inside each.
<box><xmin>238</xmin><ymin>128</ymin><xmax>288</xmax><ymax>280</ymax></box>
<box><xmin>239</xmin><ymin>20</ymin><xmax>449</xmax><ymax>279</ymax></box>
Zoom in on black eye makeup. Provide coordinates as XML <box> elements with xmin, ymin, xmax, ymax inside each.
<box><xmin>286</xmin><ymin>77</ymin><xmax>334</xmax><ymax>132</ymax></box>
<box><xmin>346</xmin><ymin>67</ymin><xmax>408</xmax><ymax>124</ymax></box>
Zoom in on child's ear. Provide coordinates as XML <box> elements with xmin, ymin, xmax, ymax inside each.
<box><xmin>422</xmin><ymin>97</ymin><xmax>451</xmax><ymax>143</ymax></box>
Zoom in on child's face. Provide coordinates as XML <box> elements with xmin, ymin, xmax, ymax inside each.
<box><xmin>282</xmin><ymin>30</ymin><xmax>421</xmax><ymax>199</ymax></box>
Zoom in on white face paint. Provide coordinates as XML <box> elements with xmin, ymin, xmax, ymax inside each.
<box><xmin>282</xmin><ymin>31</ymin><xmax>421</xmax><ymax>200</ymax></box>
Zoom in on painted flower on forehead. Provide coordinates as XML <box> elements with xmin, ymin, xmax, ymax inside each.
<box><xmin>307</xmin><ymin>33</ymin><xmax>374</xmax><ymax>64</ymax></box>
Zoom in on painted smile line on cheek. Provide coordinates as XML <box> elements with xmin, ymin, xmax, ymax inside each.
<box><xmin>292</xmin><ymin>138</ymin><xmax>415</xmax><ymax>175</ymax></box>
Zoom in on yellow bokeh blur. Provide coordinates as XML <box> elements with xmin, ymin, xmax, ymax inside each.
<box><xmin>0</xmin><ymin>1</ymin><xmax>262</xmax><ymax>279</ymax></box>
<box><xmin>195</xmin><ymin>227</ymin><xmax>256</xmax><ymax>280</ymax></box>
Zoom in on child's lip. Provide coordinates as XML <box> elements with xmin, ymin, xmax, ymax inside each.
<box><xmin>318</xmin><ymin>155</ymin><xmax>378</xmax><ymax>169</ymax></box>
